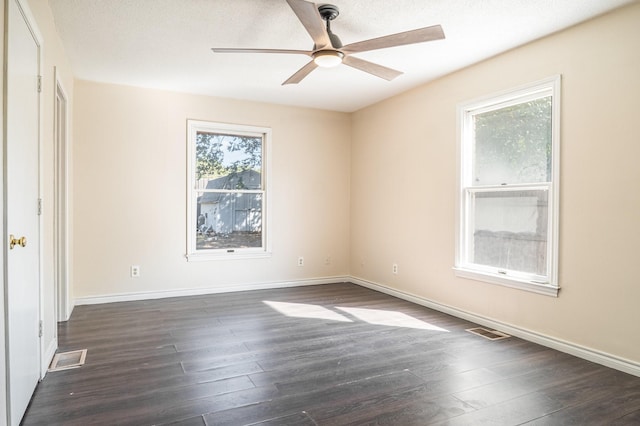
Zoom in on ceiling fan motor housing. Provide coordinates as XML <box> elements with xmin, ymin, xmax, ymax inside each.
<box><xmin>318</xmin><ymin>4</ymin><xmax>339</xmax><ymax>21</ymax></box>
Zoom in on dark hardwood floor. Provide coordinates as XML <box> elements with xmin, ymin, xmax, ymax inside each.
<box><xmin>22</xmin><ymin>283</ymin><xmax>640</xmax><ymax>425</ymax></box>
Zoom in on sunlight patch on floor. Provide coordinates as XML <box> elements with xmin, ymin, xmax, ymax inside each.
<box><xmin>263</xmin><ymin>301</ymin><xmax>353</xmax><ymax>322</ymax></box>
<box><xmin>336</xmin><ymin>306</ymin><xmax>449</xmax><ymax>332</ymax></box>
<box><xmin>263</xmin><ymin>300</ymin><xmax>448</xmax><ymax>331</ymax></box>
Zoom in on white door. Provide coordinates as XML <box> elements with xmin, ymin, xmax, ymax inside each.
<box><xmin>5</xmin><ymin>0</ymin><xmax>42</xmax><ymax>424</ymax></box>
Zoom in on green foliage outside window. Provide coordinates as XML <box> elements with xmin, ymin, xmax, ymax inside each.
<box><xmin>474</xmin><ymin>96</ymin><xmax>552</xmax><ymax>185</ymax></box>
<box><xmin>195</xmin><ymin>132</ymin><xmax>262</xmax><ymax>181</ymax></box>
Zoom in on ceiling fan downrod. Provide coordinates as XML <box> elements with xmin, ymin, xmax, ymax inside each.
<box><xmin>318</xmin><ymin>4</ymin><xmax>342</xmax><ymax>48</ymax></box>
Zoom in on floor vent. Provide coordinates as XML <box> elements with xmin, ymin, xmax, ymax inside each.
<box><xmin>466</xmin><ymin>327</ymin><xmax>511</xmax><ymax>341</ymax></box>
<box><xmin>48</xmin><ymin>349</ymin><xmax>87</xmax><ymax>372</ymax></box>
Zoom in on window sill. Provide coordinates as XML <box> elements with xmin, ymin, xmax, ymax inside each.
<box><xmin>453</xmin><ymin>267</ymin><xmax>559</xmax><ymax>297</ymax></box>
<box><xmin>186</xmin><ymin>251</ymin><xmax>272</xmax><ymax>262</ymax></box>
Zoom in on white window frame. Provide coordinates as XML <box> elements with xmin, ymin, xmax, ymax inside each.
<box><xmin>186</xmin><ymin>120</ymin><xmax>272</xmax><ymax>261</ymax></box>
<box><xmin>454</xmin><ymin>76</ymin><xmax>561</xmax><ymax>296</ymax></box>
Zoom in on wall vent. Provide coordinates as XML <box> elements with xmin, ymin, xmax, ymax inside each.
<box><xmin>48</xmin><ymin>349</ymin><xmax>87</xmax><ymax>372</ymax></box>
<box><xmin>466</xmin><ymin>327</ymin><xmax>511</xmax><ymax>340</ymax></box>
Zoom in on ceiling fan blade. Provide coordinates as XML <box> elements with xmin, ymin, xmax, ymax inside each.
<box><xmin>282</xmin><ymin>60</ymin><xmax>318</xmax><ymax>85</ymax></box>
<box><xmin>342</xmin><ymin>24</ymin><xmax>445</xmax><ymax>54</ymax></box>
<box><xmin>342</xmin><ymin>56</ymin><xmax>403</xmax><ymax>81</ymax></box>
<box><xmin>286</xmin><ymin>0</ymin><xmax>332</xmax><ymax>49</ymax></box>
<box><xmin>212</xmin><ymin>48</ymin><xmax>311</xmax><ymax>56</ymax></box>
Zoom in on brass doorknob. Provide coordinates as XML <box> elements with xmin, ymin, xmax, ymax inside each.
<box><xmin>9</xmin><ymin>235</ymin><xmax>26</xmax><ymax>250</ymax></box>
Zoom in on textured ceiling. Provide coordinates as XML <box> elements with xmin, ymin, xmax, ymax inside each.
<box><xmin>48</xmin><ymin>0</ymin><xmax>635</xmax><ymax>112</ymax></box>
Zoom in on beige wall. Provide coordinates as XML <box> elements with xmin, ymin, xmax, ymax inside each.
<box><xmin>351</xmin><ymin>3</ymin><xmax>640</xmax><ymax>363</ymax></box>
<box><xmin>72</xmin><ymin>82</ymin><xmax>351</xmax><ymax>298</ymax></box>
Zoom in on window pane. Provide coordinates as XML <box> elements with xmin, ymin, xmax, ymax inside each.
<box><xmin>470</xmin><ymin>189</ymin><xmax>548</xmax><ymax>276</ymax></box>
<box><xmin>473</xmin><ymin>96</ymin><xmax>551</xmax><ymax>185</ymax></box>
<box><xmin>195</xmin><ymin>132</ymin><xmax>262</xmax><ymax>189</ymax></box>
<box><xmin>196</xmin><ymin>192</ymin><xmax>262</xmax><ymax>250</ymax></box>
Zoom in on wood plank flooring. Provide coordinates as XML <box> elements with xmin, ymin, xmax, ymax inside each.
<box><xmin>22</xmin><ymin>283</ymin><xmax>640</xmax><ymax>425</ymax></box>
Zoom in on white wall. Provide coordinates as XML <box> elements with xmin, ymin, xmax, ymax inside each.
<box><xmin>72</xmin><ymin>82</ymin><xmax>351</xmax><ymax>299</ymax></box>
<box><xmin>351</xmin><ymin>3</ymin><xmax>640</xmax><ymax>363</ymax></box>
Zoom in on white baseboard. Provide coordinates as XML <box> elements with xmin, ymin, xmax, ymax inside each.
<box><xmin>74</xmin><ymin>276</ymin><xmax>350</xmax><ymax>306</ymax></box>
<box><xmin>350</xmin><ymin>276</ymin><xmax>640</xmax><ymax>378</ymax></box>
<box><xmin>66</xmin><ymin>299</ymin><xmax>76</xmax><ymax>320</ymax></box>
<box><xmin>41</xmin><ymin>337</ymin><xmax>57</xmax><ymax>379</ymax></box>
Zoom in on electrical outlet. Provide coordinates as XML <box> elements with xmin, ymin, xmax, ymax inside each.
<box><xmin>392</xmin><ymin>263</ymin><xmax>398</xmax><ymax>274</ymax></box>
<box><xmin>297</xmin><ymin>256</ymin><xmax>304</xmax><ymax>267</ymax></box>
<box><xmin>325</xmin><ymin>255</ymin><xmax>331</xmax><ymax>266</ymax></box>
<box><xmin>131</xmin><ymin>265</ymin><xmax>140</xmax><ymax>278</ymax></box>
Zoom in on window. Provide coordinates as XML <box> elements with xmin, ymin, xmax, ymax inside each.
<box><xmin>455</xmin><ymin>76</ymin><xmax>560</xmax><ymax>296</ymax></box>
<box><xmin>187</xmin><ymin>120</ymin><xmax>271</xmax><ymax>260</ymax></box>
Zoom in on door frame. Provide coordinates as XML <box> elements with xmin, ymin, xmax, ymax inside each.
<box><xmin>53</xmin><ymin>67</ymin><xmax>70</xmax><ymax>322</ymax></box>
<box><xmin>3</xmin><ymin>0</ymin><xmax>45</xmax><ymax>422</ymax></box>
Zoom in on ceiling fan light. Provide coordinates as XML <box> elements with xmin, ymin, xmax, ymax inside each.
<box><xmin>313</xmin><ymin>50</ymin><xmax>344</xmax><ymax>68</ymax></box>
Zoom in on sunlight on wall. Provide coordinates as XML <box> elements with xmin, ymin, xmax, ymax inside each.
<box><xmin>263</xmin><ymin>300</ymin><xmax>448</xmax><ymax>332</ymax></box>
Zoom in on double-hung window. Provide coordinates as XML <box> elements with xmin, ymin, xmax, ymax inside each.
<box><xmin>455</xmin><ymin>76</ymin><xmax>560</xmax><ymax>296</ymax></box>
<box><xmin>187</xmin><ymin>120</ymin><xmax>271</xmax><ymax>260</ymax></box>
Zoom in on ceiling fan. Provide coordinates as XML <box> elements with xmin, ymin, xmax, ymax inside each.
<box><xmin>211</xmin><ymin>0</ymin><xmax>445</xmax><ymax>85</ymax></box>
